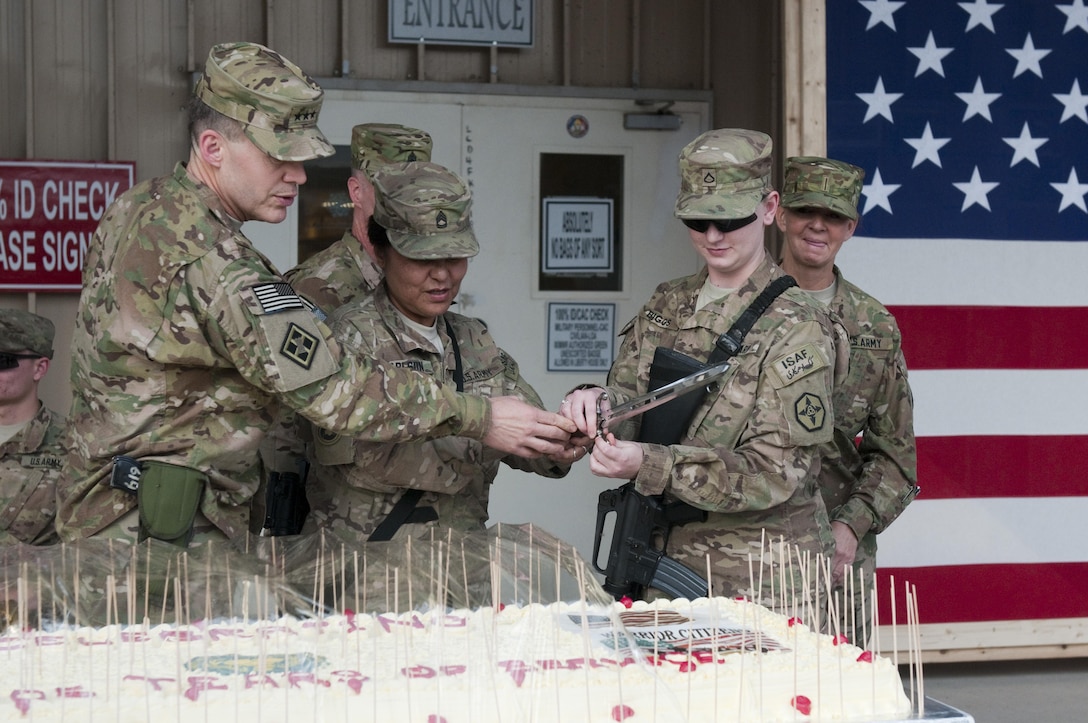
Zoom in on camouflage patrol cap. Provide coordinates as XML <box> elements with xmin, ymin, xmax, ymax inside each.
<box><xmin>781</xmin><ymin>156</ymin><xmax>865</xmax><ymax>220</ymax></box>
<box><xmin>674</xmin><ymin>128</ymin><xmax>773</xmax><ymax>219</ymax></box>
<box><xmin>372</xmin><ymin>162</ymin><xmax>479</xmax><ymax>260</ymax></box>
<box><xmin>194</xmin><ymin>42</ymin><xmax>334</xmax><ymax>162</ymax></box>
<box><xmin>0</xmin><ymin>309</ymin><xmax>55</xmax><ymax>358</ymax></box>
<box><xmin>352</xmin><ymin>123</ymin><xmax>433</xmax><ymax>174</ymax></box>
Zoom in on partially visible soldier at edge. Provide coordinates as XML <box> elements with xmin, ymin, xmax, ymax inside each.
<box><xmin>286</xmin><ymin>122</ymin><xmax>432</xmax><ymax>312</ymax></box>
<box><xmin>776</xmin><ymin>156</ymin><xmax>919</xmax><ymax>645</ymax></box>
<box><xmin>56</xmin><ymin>41</ymin><xmax>575</xmax><ymax>548</ymax></box>
<box><xmin>0</xmin><ymin>309</ymin><xmax>65</xmax><ymax>545</ymax></box>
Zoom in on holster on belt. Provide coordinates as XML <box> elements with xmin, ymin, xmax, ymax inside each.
<box><xmin>262</xmin><ymin>466</ymin><xmax>310</xmax><ymax>537</ymax></box>
<box><xmin>137</xmin><ymin>461</ymin><xmax>206</xmax><ymax>547</ymax></box>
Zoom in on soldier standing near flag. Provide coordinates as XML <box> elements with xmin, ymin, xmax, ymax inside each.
<box><xmin>561</xmin><ymin>129</ymin><xmax>846</xmax><ymax>612</ymax></box>
<box><xmin>776</xmin><ymin>156</ymin><xmax>919</xmax><ymax>644</ymax></box>
<box><xmin>56</xmin><ymin>41</ymin><xmax>574</xmax><ymax>548</ymax></box>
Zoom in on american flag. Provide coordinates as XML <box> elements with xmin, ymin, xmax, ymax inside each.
<box><xmin>826</xmin><ymin>0</ymin><xmax>1088</xmax><ymax>633</ymax></box>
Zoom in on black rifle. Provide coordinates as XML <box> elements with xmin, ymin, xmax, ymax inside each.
<box><xmin>592</xmin><ymin>482</ymin><xmax>708</xmax><ymax>600</ymax></box>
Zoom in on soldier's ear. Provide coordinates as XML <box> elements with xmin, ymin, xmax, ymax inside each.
<box><xmin>195</xmin><ymin>129</ymin><xmax>227</xmax><ymax>168</ymax></box>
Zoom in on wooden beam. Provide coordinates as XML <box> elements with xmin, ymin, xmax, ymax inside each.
<box><xmin>781</xmin><ymin>0</ymin><xmax>826</xmax><ymax>158</ymax></box>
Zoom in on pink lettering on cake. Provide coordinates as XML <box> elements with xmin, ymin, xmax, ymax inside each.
<box><xmin>330</xmin><ymin>670</ymin><xmax>368</xmax><ymax>694</ymax></box>
<box><xmin>184</xmin><ymin>675</ymin><xmax>228</xmax><ymax>701</ymax></box>
<box><xmin>123</xmin><ymin>674</ymin><xmax>175</xmax><ymax>691</ymax></box>
<box><xmin>497</xmin><ymin>660</ymin><xmax>533</xmax><ymax>687</ymax></box>
<box><xmin>11</xmin><ymin>689</ymin><xmax>46</xmax><ymax>714</ymax></box>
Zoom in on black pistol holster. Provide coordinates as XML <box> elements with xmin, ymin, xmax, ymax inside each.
<box><xmin>262</xmin><ymin>462</ymin><xmax>311</xmax><ymax>537</ymax></box>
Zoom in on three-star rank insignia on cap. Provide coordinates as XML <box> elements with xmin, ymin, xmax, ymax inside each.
<box><xmin>793</xmin><ymin>392</ymin><xmax>825</xmax><ymax>432</ymax></box>
<box><xmin>281</xmin><ymin>322</ymin><xmax>320</xmax><ymax>369</ymax></box>
<box><xmin>435</xmin><ymin>210</ymin><xmax>448</xmax><ymax>229</ymax></box>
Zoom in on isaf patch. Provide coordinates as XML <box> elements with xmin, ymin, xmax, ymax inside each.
<box><xmin>769</xmin><ymin>343</ymin><xmax>827</xmax><ymax>387</ymax></box>
<box><xmin>794</xmin><ymin>392</ymin><xmax>826</xmax><ymax>432</ymax></box>
<box><xmin>281</xmin><ymin>323</ymin><xmax>320</xmax><ymax>369</ymax></box>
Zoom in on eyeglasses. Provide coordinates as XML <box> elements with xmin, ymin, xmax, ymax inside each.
<box><xmin>682</xmin><ymin>215</ymin><xmax>757</xmax><ymax>234</ymax></box>
<box><xmin>0</xmin><ymin>353</ymin><xmax>42</xmax><ymax>370</ymax></box>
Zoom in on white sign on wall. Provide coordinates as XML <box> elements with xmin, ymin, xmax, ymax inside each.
<box><xmin>547</xmin><ymin>302</ymin><xmax>615</xmax><ymax>372</ymax></box>
<box><xmin>541</xmin><ymin>197</ymin><xmax>614</xmax><ymax>274</ymax></box>
<box><xmin>388</xmin><ymin>0</ymin><xmax>534</xmax><ymax>47</ymax></box>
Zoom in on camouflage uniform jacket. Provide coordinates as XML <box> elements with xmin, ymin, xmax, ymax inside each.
<box><xmin>306</xmin><ymin>286</ymin><xmax>569</xmax><ymax>541</ymax></box>
<box><xmin>284</xmin><ymin>231</ymin><xmax>382</xmax><ymax>313</ymax></box>
<box><xmin>0</xmin><ymin>403</ymin><xmax>64</xmax><ymax>545</ymax></box>
<box><xmin>607</xmin><ymin>256</ymin><xmax>841</xmax><ymax>600</ymax></box>
<box><xmin>57</xmin><ymin>163</ymin><xmax>489</xmax><ymax>542</ymax></box>
<box><xmin>819</xmin><ymin>267</ymin><xmax>918</xmax><ymax>544</ymax></box>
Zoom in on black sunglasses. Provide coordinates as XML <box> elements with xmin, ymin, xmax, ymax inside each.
<box><xmin>0</xmin><ymin>353</ymin><xmax>42</xmax><ymax>370</ymax></box>
<box><xmin>682</xmin><ymin>215</ymin><xmax>757</xmax><ymax>234</ymax></box>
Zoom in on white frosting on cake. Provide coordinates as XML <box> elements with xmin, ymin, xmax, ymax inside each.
<box><xmin>0</xmin><ymin>597</ymin><xmax>910</xmax><ymax>721</ymax></box>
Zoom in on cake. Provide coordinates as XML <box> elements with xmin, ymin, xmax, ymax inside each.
<box><xmin>0</xmin><ymin>598</ymin><xmax>910</xmax><ymax>721</ymax></box>
<box><xmin>0</xmin><ymin>527</ymin><xmax>914</xmax><ymax>721</ymax></box>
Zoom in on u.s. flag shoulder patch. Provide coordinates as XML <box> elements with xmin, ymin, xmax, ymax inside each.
<box><xmin>252</xmin><ymin>282</ymin><xmax>306</xmax><ymax>314</ymax></box>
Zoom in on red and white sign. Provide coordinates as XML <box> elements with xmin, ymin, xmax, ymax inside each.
<box><xmin>0</xmin><ymin>160</ymin><xmax>135</xmax><ymax>292</ymax></box>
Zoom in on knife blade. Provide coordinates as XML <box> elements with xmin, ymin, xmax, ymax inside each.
<box><xmin>597</xmin><ymin>360</ymin><xmax>731</xmax><ymax>437</ymax></box>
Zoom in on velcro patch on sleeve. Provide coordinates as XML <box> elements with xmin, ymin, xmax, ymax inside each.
<box><xmin>851</xmin><ymin>334</ymin><xmax>889</xmax><ymax>351</ymax></box>
<box><xmin>767</xmin><ymin>343</ymin><xmax>829</xmax><ymax>388</ymax></box>
<box><xmin>252</xmin><ymin>282</ymin><xmax>307</xmax><ymax>314</ymax></box>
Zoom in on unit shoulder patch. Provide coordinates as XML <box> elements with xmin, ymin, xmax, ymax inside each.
<box><xmin>768</xmin><ymin>343</ymin><xmax>828</xmax><ymax>387</ymax></box>
<box><xmin>793</xmin><ymin>392</ymin><xmax>826</xmax><ymax>432</ymax></box>
<box><xmin>281</xmin><ymin>322</ymin><xmax>320</xmax><ymax>369</ymax></box>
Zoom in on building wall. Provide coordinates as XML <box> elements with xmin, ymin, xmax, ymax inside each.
<box><xmin>0</xmin><ymin>0</ymin><xmax>792</xmax><ymax>416</ymax></box>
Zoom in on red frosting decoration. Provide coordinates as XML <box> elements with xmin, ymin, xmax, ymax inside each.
<box><xmin>857</xmin><ymin>650</ymin><xmax>874</xmax><ymax>663</ymax></box>
<box><xmin>427</xmin><ymin>716</ymin><xmax>448</xmax><ymax>723</ymax></box>
<box><xmin>619</xmin><ymin>596</ymin><xmax>634</xmax><ymax>609</ymax></box>
<box><xmin>497</xmin><ymin>603</ymin><xmax>506</xmax><ymax>612</ymax></box>
<box><xmin>678</xmin><ymin>661</ymin><xmax>696</xmax><ymax>673</ymax></box>
<box><xmin>791</xmin><ymin>695</ymin><xmax>813</xmax><ymax>715</ymax></box>
<box><xmin>787</xmin><ymin>616</ymin><xmax>802</xmax><ymax>627</ymax></box>
<box><xmin>831</xmin><ymin>635</ymin><xmax>849</xmax><ymax>646</ymax></box>
<box><xmin>611</xmin><ymin>704</ymin><xmax>636</xmax><ymax>721</ymax></box>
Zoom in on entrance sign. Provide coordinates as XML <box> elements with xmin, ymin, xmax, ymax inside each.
<box><xmin>0</xmin><ymin>160</ymin><xmax>135</xmax><ymax>291</ymax></box>
<box><xmin>547</xmin><ymin>302</ymin><xmax>615</xmax><ymax>372</ymax></box>
<box><xmin>389</xmin><ymin>0</ymin><xmax>534</xmax><ymax>47</ymax></box>
<box><xmin>542</xmin><ymin>197</ymin><xmax>614</xmax><ymax>274</ymax></box>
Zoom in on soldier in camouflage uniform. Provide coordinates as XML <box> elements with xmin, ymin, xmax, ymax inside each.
<box><xmin>776</xmin><ymin>156</ymin><xmax>919</xmax><ymax>643</ymax></box>
<box><xmin>56</xmin><ymin>42</ymin><xmax>574</xmax><ymax>547</ymax></box>
<box><xmin>562</xmin><ymin>130</ymin><xmax>846</xmax><ymax>613</ymax></box>
<box><xmin>265</xmin><ymin>125</ymin><xmax>433</xmax><ymax>510</ymax></box>
<box><xmin>286</xmin><ymin>123</ymin><xmax>432</xmax><ymax>312</ymax></box>
<box><xmin>307</xmin><ymin>162</ymin><xmax>580</xmax><ymax>542</ymax></box>
<box><xmin>0</xmin><ymin>310</ymin><xmax>65</xmax><ymax>545</ymax></box>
